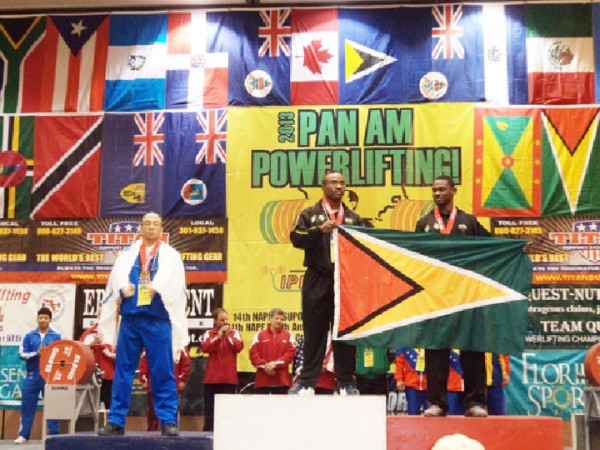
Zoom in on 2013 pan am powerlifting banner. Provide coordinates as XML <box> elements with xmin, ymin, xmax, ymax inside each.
<box><xmin>334</xmin><ymin>226</ymin><xmax>533</xmax><ymax>355</ymax></box>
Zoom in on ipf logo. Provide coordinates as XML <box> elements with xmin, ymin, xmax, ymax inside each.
<box><xmin>38</xmin><ymin>290</ymin><xmax>65</xmax><ymax>320</ymax></box>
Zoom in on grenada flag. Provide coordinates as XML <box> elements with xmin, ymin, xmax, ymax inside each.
<box><xmin>334</xmin><ymin>226</ymin><xmax>532</xmax><ymax>355</ymax></box>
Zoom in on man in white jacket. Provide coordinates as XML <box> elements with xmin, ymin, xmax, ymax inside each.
<box><xmin>97</xmin><ymin>212</ymin><xmax>188</xmax><ymax>437</ymax></box>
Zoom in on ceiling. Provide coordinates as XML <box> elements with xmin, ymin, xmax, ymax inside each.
<box><xmin>0</xmin><ymin>0</ymin><xmax>441</xmax><ymax>13</ymax></box>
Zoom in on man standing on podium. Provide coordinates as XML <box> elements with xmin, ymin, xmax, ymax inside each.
<box><xmin>97</xmin><ymin>212</ymin><xmax>189</xmax><ymax>436</ymax></box>
<box><xmin>415</xmin><ymin>175</ymin><xmax>490</xmax><ymax>418</ymax></box>
<box><xmin>289</xmin><ymin>171</ymin><xmax>366</xmax><ymax>396</ymax></box>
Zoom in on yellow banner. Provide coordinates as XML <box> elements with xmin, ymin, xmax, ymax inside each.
<box><xmin>226</xmin><ymin>103</ymin><xmax>476</xmax><ymax>370</ymax></box>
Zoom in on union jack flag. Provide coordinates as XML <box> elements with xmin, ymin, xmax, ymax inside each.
<box><xmin>431</xmin><ymin>5</ymin><xmax>464</xmax><ymax>60</ymax></box>
<box><xmin>258</xmin><ymin>9</ymin><xmax>291</xmax><ymax>58</ymax></box>
<box><xmin>195</xmin><ymin>109</ymin><xmax>227</xmax><ymax>164</ymax></box>
<box><xmin>133</xmin><ymin>112</ymin><xmax>165</xmax><ymax>166</ymax></box>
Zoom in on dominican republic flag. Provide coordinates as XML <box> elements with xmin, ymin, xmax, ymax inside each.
<box><xmin>165</xmin><ymin>12</ymin><xmax>228</xmax><ymax>109</ymax></box>
<box><xmin>104</xmin><ymin>14</ymin><xmax>167</xmax><ymax>111</ymax></box>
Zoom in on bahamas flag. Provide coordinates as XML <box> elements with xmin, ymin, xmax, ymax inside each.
<box><xmin>334</xmin><ymin>226</ymin><xmax>531</xmax><ymax>355</ymax></box>
<box><xmin>473</xmin><ymin>107</ymin><xmax>541</xmax><ymax>217</ymax></box>
<box><xmin>541</xmin><ymin>107</ymin><xmax>600</xmax><ymax>216</ymax></box>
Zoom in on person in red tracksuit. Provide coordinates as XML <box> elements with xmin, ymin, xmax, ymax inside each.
<box><xmin>80</xmin><ymin>322</ymin><xmax>116</xmax><ymax>411</ymax></box>
<box><xmin>395</xmin><ymin>348</ymin><xmax>428</xmax><ymax>415</ymax></box>
<box><xmin>140</xmin><ymin>347</ymin><xmax>191</xmax><ymax>431</ymax></box>
<box><xmin>200</xmin><ymin>308</ymin><xmax>243</xmax><ymax>432</ymax></box>
<box><xmin>249</xmin><ymin>308</ymin><xmax>296</xmax><ymax>394</ymax></box>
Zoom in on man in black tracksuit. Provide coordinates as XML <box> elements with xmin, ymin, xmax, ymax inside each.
<box><xmin>289</xmin><ymin>171</ymin><xmax>365</xmax><ymax>395</ymax></box>
<box><xmin>415</xmin><ymin>175</ymin><xmax>490</xmax><ymax>417</ymax></box>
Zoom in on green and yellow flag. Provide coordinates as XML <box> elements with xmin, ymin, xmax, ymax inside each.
<box><xmin>334</xmin><ymin>226</ymin><xmax>532</xmax><ymax>355</ymax></box>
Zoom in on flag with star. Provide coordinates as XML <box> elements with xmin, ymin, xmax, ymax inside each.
<box><xmin>334</xmin><ymin>226</ymin><xmax>531</xmax><ymax>355</ymax></box>
<box><xmin>0</xmin><ymin>116</ymin><xmax>34</xmax><ymax>218</ymax></box>
<box><xmin>541</xmin><ymin>107</ymin><xmax>600</xmax><ymax>216</ymax></box>
<box><xmin>20</xmin><ymin>15</ymin><xmax>109</xmax><ymax>112</ymax></box>
<box><xmin>473</xmin><ymin>107</ymin><xmax>542</xmax><ymax>217</ymax></box>
<box><xmin>210</xmin><ymin>9</ymin><xmax>290</xmax><ymax>106</ymax></box>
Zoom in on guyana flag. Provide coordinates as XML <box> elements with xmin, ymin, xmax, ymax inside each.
<box><xmin>334</xmin><ymin>226</ymin><xmax>532</xmax><ymax>355</ymax></box>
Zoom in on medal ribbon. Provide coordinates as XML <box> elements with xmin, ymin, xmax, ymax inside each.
<box><xmin>322</xmin><ymin>197</ymin><xmax>344</xmax><ymax>224</ymax></box>
<box><xmin>140</xmin><ymin>241</ymin><xmax>161</xmax><ymax>273</ymax></box>
<box><xmin>434</xmin><ymin>206</ymin><xmax>457</xmax><ymax>235</ymax></box>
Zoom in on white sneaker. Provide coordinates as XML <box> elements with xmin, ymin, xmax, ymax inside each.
<box><xmin>14</xmin><ymin>436</ymin><xmax>27</xmax><ymax>444</ymax></box>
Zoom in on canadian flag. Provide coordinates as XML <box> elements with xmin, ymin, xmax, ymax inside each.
<box><xmin>290</xmin><ymin>8</ymin><xmax>338</xmax><ymax>105</ymax></box>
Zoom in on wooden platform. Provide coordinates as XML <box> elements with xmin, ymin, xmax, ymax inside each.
<box><xmin>387</xmin><ymin>415</ymin><xmax>564</xmax><ymax>450</ymax></box>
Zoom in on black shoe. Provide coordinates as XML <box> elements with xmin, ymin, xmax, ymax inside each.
<box><xmin>97</xmin><ymin>423</ymin><xmax>124</xmax><ymax>436</ymax></box>
<box><xmin>162</xmin><ymin>423</ymin><xmax>179</xmax><ymax>436</ymax></box>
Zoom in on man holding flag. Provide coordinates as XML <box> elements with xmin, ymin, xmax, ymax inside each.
<box><xmin>415</xmin><ymin>175</ymin><xmax>490</xmax><ymax>418</ymax></box>
<box><xmin>289</xmin><ymin>171</ymin><xmax>366</xmax><ymax>396</ymax></box>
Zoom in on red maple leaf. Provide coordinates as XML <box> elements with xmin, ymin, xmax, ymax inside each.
<box><xmin>303</xmin><ymin>39</ymin><xmax>333</xmax><ymax>75</ymax></box>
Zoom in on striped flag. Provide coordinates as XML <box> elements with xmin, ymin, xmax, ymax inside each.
<box><xmin>31</xmin><ymin>115</ymin><xmax>102</xmax><ymax>218</ymax></box>
<box><xmin>526</xmin><ymin>4</ymin><xmax>594</xmax><ymax>105</ymax></box>
<box><xmin>290</xmin><ymin>8</ymin><xmax>338</xmax><ymax>105</ymax></box>
<box><xmin>0</xmin><ymin>116</ymin><xmax>34</xmax><ymax>218</ymax></box>
<box><xmin>165</xmin><ymin>12</ymin><xmax>228</xmax><ymax>109</ymax></box>
<box><xmin>104</xmin><ymin>14</ymin><xmax>167</xmax><ymax>111</ymax></box>
<box><xmin>0</xmin><ymin>16</ymin><xmax>45</xmax><ymax>113</ymax></box>
<box><xmin>20</xmin><ymin>15</ymin><xmax>109</xmax><ymax>112</ymax></box>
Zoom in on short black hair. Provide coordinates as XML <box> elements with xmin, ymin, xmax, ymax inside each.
<box><xmin>212</xmin><ymin>307</ymin><xmax>227</xmax><ymax>320</ymax></box>
<box><xmin>38</xmin><ymin>307</ymin><xmax>52</xmax><ymax>319</ymax></box>
<box><xmin>434</xmin><ymin>175</ymin><xmax>455</xmax><ymax>188</ymax></box>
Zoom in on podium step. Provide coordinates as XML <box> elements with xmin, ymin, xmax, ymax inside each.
<box><xmin>387</xmin><ymin>415</ymin><xmax>563</xmax><ymax>450</ymax></box>
<box><xmin>45</xmin><ymin>432</ymin><xmax>213</xmax><ymax>450</ymax></box>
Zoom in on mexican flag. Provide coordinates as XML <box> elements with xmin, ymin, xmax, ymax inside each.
<box><xmin>334</xmin><ymin>226</ymin><xmax>532</xmax><ymax>355</ymax></box>
<box><xmin>526</xmin><ymin>4</ymin><xmax>594</xmax><ymax>105</ymax></box>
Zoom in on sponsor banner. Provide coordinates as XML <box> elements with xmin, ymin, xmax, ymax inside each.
<box><xmin>506</xmin><ymin>349</ymin><xmax>585</xmax><ymax>420</ymax></box>
<box><xmin>525</xmin><ymin>285</ymin><xmax>600</xmax><ymax>349</ymax></box>
<box><xmin>490</xmin><ymin>216</ymin><xmax>600</xmax><ymax>284</ymax></box>
<box><xmin>227</xmin><ymin>104</ymin><xmax>475</xmax><ymax>370</ymax></box>
<box><xmin>0</xmin><ymin>217</ymin><xmax>227</xmax><ymax>283</ymax></box>
<box><xmin>74</xmin><ymin>283</ymin><xmax>222</xmax><ymax>353</ymax></box>
<box><xmin>0</xmin><ymin>283</ymin><xmax>75</xmax><ymax>408</ymax></box>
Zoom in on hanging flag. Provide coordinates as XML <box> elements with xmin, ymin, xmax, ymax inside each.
<box><xmin>290</xmin><ymin>8</ymin><xmax>338</xmax><ymax>105</ymax></box>
<box><xmin>482</xmin><ymin>4</ymin><xmax>528</xmax><ymax>105</ymax></box>
<box><xmin>338</xmin><ymin>5</ymin><xmax>484</xmax><ymax>104</ymax></box>
<box><xmin>473</xmin><ymin>107</ymin><xmax>542</xmax><ymax>217</ymax></box>
<box><xmin>162</xmin><ymin>111</ymin><xmax>226</xmax><ymax>217</ymax></box>
<box><xmin>526</xmin><ymin>4</ymin><xmax>594</xmax><ymax>105</ymax></box>
<box><xmin>541</xmin><ymin>108</ymin><xmax>600</xmax><ymax>216</ymax></box>
<box><xmin>165</xmin><ymin>12</ymin><xmax>228</xmax><ymax>109</ymax></box>
<box><xmin>100</xmin><ymin>111</ymin><xmax>226</xmax><ymax>217</ymax></box>
<box><xmin>334</xmin><ymin>226</ymin><xmax>532</xmax><ymax>355</ymax></box>
<box><xmin>20</xmin><ymin>15</ymin><xmax>109</xmax><ymax>113</ymax></box>
<box><xmin>209</xmin><ymin>9</ymin><xmax>290</xmax><ymax>106</ymax></box>
<box><xmin>104</xmin><ymin>14</ymin><xmax>167</xmax><ymax>111</ymax></box>
<box><xmin>0</xmin><ymin>16</ymin><xmax>45</xmax><ymax>113</ymax></box>
<box><xmin>0</xmin><ymin>116</ymin><xmax>34</xmax><ymax>218</ymax></box>
<box><xmin>31</xmin><ymin>115</ymin><xmax>102</xmax><ymax>218</ymax></box>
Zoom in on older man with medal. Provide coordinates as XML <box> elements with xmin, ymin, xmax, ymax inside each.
<box><xmin>98</xmin><ymin>212</ymin><xmax>188</xmax><ymax>437</ymax></box>
<box><xmin>415</xmin><ymin>175</ymin><xmax>491</xmax><ymax>418</ymax></box>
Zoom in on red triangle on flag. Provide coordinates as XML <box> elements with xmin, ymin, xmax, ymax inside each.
<box><xmin>337</xmin><ymin>229</ymin><xmax>422</xmax><ymax>336</ymax></box>
<box><xmin>544</xmin><ymin>107</ymin><xmax>599</xmax><ymax>155</ymax></box>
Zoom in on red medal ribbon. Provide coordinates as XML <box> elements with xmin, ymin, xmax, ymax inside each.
<box><xmin>140</xmin><ymin>241</ymin><xmax>161</xmax><ymax>273</ymax></box>
<box><xmin>322</xmin><ymin>197</ymin><xmax>344</xmax><ymax>225</ymax></box>
<box><xmin>434</xmin><ymin>206</ymin><xmax>457</xmax><ymax>235</ymax></box>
